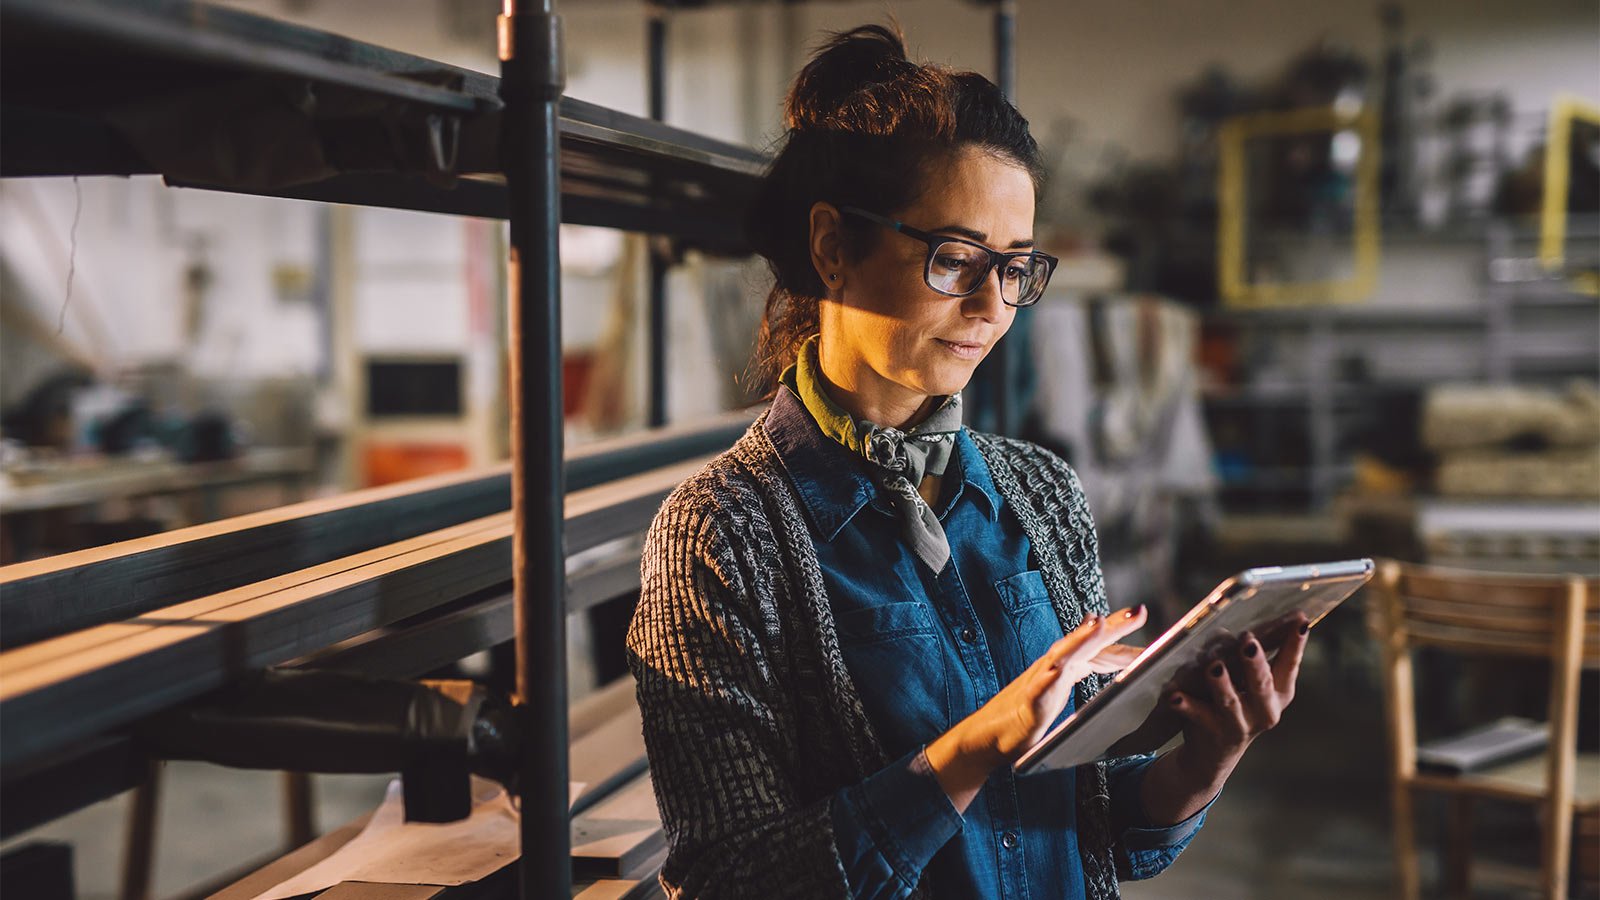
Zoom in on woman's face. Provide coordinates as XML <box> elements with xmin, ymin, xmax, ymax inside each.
<box><xmin>811</xmin><ymin>146</ymin><xmax>1036</xmax><ymax>426</ymax></box>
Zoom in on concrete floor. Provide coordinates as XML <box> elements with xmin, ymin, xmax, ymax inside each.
<box><xmin>1121</xmin><ymin>666</ymin><xmax>1400</xmax><ymax>900</ymax></box>
<box><xmin>3</xmin><ymin>659</ymin><xmax>1567</xmax><ymax>900</ymax></box>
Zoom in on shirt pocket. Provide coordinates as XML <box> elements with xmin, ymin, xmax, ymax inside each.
<box><xmin>833</xmin><ymin>602</ymin><xmax>952</xmax><ymax>750</ymax></box>
<box><xmin>994</xmin><ymin>570</ymin><xmax>1065</xmax><ymax>668</ymax></box>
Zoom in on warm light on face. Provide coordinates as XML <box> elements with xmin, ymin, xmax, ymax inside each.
<box><xmin>818</xmin><ymin>147</ymin><xmax>1037</xmax><ymax>425</ymax></box>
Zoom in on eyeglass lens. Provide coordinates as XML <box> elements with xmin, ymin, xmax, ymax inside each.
<box><xmin>927</xmin><ymin>241</ymin><xmax>1049</xmax><ymax>305</ymax></box>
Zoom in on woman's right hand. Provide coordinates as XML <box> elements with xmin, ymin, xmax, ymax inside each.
<box><xmin>925</xmin><ymin>605</ymin><xmax>1149</xmax><ymax>812</ymax></box>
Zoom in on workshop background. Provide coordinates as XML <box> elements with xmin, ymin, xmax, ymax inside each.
<box><xmin>0</xmin><ymin>0</ymin><xmax>1596</xmax><ymax>898</ymax></box>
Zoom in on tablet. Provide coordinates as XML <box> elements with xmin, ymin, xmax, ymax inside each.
<box><xmin>1013</xmin><ymin>558</ymin><xmax>1374</xmax><ymax>775</ymax></box>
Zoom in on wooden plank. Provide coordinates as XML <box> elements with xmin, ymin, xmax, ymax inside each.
<box><xmin>569</xmin><ymin>677</ymin><xmax>640</xmax><ymax>742</ymax></box>
<box><xmin>1409</xmin><ymin>771</ymin><xmax>1548</xmax><ymax>804</ymax></box>
<box><xmin>0</xmin><ymin>457</ymin><xmax>704</xmax><ymax>769</ymax></box>
<box><xmin>1398</xmin><ymin>567</ymin><xmax>1581</xmax><ymax>608</ymax></box>
<box><xmin>1542</xmin><ymin>579</ymin><xmax>1586</xmax><ymax>899</ymax></box>
<box><xmin>563</xmin><ymin>459</ymin><xmax>706</xmax><ymax>556</ymax></box>
<box><xmin>0</xmin><ymin>465</ymin><xmax>511</xmax><ymax>650</ymax></box>
<box><xmin>5</xmin><ymin>458</ymin><xmax>691</xmax><ymax>683</ymax></box>
<box><xmin>574</xmin><ymin>851</ymin><xmax>665</xmax><ymax>900</ymax></box>
<box><xmin>313</xmin><ymin>885</ymin><xmax>448</xmax><ymax>900</ymax></box>
<box><xmin>292</xmin><ymin>540</ymin><xmax>641</xmax><ymax>680</ymax></box>
<box><xmin>0</xmin><ymin>616</ymin><xmax>643</xmax><ymax>834</ymax></box>
<box><xmin>1374</xmin><ymin>561</ymin><xmax>1421</xmax><ymax>900</ymax></box>
<box><xmin>570</xmin><ymin>775</ymin><xmax>663</xmax><ymax>881</ymax></box>
<box><xmin>1401</xmin><ymin>593</ymin><xmax>1600</xmax><ymax>632</ymax></box>
<box><xmin>0</xmin><ymin>517</ymin><xmax>511</xmax><ymax>767</ymax></box>
<box><xmin>569</xmin><ymin>693</ymin><xmax>646</xmax><ymax>816</ymax></box>
<box><xmin>0</xmin><ymin>413</ymin><xmax>749</xmax><ymax>649</ymax></box>
<box><xmin>1404</xmin><ymin>625</ymin><xmax>1559</xmax><ymax>658</ymax></box>
<box><xmin>1464</xmin><ymin>752</ymin><xmax>1600</xmax><ymax>806</ymax></box>
<box><xmin>294</xmin><ymin>592</ymin><xmax>517</xmax><ymax>681</ymax></box>
<box><xmin>208</xmin><ymin>684</ymin><xmax>650</xmax><ymax>900</ymax></box>
<box><xmin>255</xmin><ymin>865</ymin><xmax>661</xmax><ymax>900</ymax></box>
<box><xmin>1</xmin><ymin>515</ymin><xmax>510</xmax><ymax>678</ymax></box>
<box><xmin>206</xmin><ymin>812</ymin><xmax>375</xmax><ymax>900</ymax></box>
<box><xmin>566</xmin><ymin>549</ymin><xmax>644</xmax><ymax>616</ymax></box>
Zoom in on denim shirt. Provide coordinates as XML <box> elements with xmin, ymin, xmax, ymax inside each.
<box><xmin>766</xmin><ymin>385</ymin><xmax>1210</xmax><ymax>899</ymax></box>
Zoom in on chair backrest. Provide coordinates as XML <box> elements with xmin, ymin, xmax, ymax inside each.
<box><xmin>1374</xmin><ymin>560</ymin><xmax>1599</xmax><ymax>665</ymax></box>
<box><xmin>1370</xmin><ymin>558</ymin><xmax>1596</xmax><ymax>791</ymax></box>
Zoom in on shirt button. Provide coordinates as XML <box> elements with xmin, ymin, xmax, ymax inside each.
<box><xmin>960</xmin><ymin>627</ymin><xmax>978</xmax><ymax>644</ymax></box>
<box><xmin>1001</xmin><ymin>831</ymin><xmax>1019</xmax><ymax>849</ymax></box>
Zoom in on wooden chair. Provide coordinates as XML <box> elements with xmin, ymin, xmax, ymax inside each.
<box><xmin>1371</xmin><ymin>559</ymin><xmax>1600</xmax><ymax>899</ymax></box>
<box><xmin>119</xmin><ymin>769</ymin><xmax>314</xmax><ymax>900</ymax></box>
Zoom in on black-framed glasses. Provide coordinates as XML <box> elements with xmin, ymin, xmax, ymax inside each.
<box><xmin>839</xmin><ymin>205</ymin><xmax>1058</xmax><ymax>308</ymax></box>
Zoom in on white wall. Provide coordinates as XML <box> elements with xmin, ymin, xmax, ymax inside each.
<box><xmin>560</xmin><ymin>0</ymin><xmax>1596</xmax><ymax>164</ymax></box>
<box><xmin>0</xmin><ymin>177</ymin><xmax>321</xmax><ymax>383</ymax></box>
<box><xmin>4</xmin><ymin>0</ymin><xmax>1594</xmax><ymax>393</ymax></box>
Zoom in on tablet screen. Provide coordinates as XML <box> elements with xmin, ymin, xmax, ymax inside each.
<box><xmin>1014</xmin><ymin>559</ymin><xmax>1374</xmax><ymax>774</ymax></box>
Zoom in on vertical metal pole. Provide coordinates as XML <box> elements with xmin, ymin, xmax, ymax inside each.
<box><xmin>1307</xmin><ymin>312</ymin><xmax>1334</xmax><ymax>511</ymax></box>
<box><xmin>979</xmin><ymin>0</ymin><xmax>1018</xmax><ymax>436</ymax></box>
<box><xmin>993</xmin><ymin>0</ymin><xmax>1016</xmax><ymax>101</ymax></box>
<box><xmin>647</xmin><ymin>4</ymin><xmax>670</xmax><ymax>427</ymax></box>
<box><xmin>497</xmin><ymin>1</ymin><xmax>569</xmax><ymax>897</ymax></box>
<box><xmin>648</xmin><ymin>6</ymin><xmax>667</xmax><ymax>124</ymax></box>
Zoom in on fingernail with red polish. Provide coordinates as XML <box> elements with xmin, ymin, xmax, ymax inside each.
<box><xmin>1124</xmin><ymin>604</ymin><xmax>1144</xmax><ymax>619</ymax></box>
<box><xmin>1209</xmin><ymin>662</ymin><xmax>1224</xmax><ymax>678</ymax></box>
<box><xmin>1243</xmin><ymin>641</ymin><xmax>1258</xmax><ymax>659</ymax></box>
<box><xmin>1169</xmin><ymin>694</ymin><xmax>1183</xmax><ymax>707</ymax></box>
<box><xmin>1299</xmin><ymin>623</ymin><xmax>1310</xmax><ymax>635</ymax></box>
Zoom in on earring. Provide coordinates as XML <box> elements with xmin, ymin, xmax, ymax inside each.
<box><xmin>828</xmin><ymin>274</ymin><xmax>838</xmax><ymax>282</ymax></box>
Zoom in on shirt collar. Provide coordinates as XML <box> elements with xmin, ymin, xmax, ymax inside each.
<box><xmin>948</xmin><ymin>429</ymin><xmax>1003</xmax><ymax>522</ymax></box>
<box><xmin>766</xmin><ymin>386</ymin><xmax>1001</xmax><ymax>542</ymax></box>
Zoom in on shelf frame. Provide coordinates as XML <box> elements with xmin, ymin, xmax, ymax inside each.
<box><xmin>0</xmin><ymin>1</ymin><xmax>775</xmax><ymax>896</ymax></box>
<box><xmin>0</xmin><ymin>0</ymin><xmax>766</xmax><ymax>254</ymax></box>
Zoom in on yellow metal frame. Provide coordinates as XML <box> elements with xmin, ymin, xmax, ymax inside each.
<box><xmin>1217</xmin><ymin>106</ymin><xmax>1381</xmax><ymax>308</ymax></box>
<box><xmin>1538</xmin><ymin>94</ymin><xmax>1600</xmax><ymax>281</ymax></box>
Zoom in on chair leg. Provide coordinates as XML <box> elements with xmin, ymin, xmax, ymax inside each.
<box><xmin>1444</xmin><ymin>794</ymin><xmax>1473</xmax><ymax>899</ymax></box>
<box><xmin>119</xmin><ymin>760</ymin><xmax>162</xmax><ymax>900</ymax></box>
<box><xmin>1544</xmin><ymin>795</ymin><xmax>1574</xmax><ymax>900</ymax></box>
<box><xmin>282</xmin><ymin>771</ymin><xmax>316</xmax><ymax>852</ymax></box>
<box><xmin>1394</xmin><ymin>781</ymin><xmax>1421</xmax><ymax>900</ymax></box>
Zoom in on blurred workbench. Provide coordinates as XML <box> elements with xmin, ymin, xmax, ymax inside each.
<box><xmin>0</xmin><ymin>447</ymin><xmax>314</xmax><ymax>563</ymax></box>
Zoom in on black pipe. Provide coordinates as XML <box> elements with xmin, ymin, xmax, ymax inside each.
<box><xmin>648</xmin><ymin>8</ymin><xmax>666</xmax><ymax>122</ymax></box>
<box><xmin>993</xmin><ymin>0</ymin><xmax>1015</xmax><ymax>100</ymax></box>
<box><xmin>497</xmin><ymin>0</ymin><xmax>569</xmax><ymax>896</ymax></box>
<box><xmin>993</xmin><ymin>0</ymin><xmax>1015</xmax><ymax>437</ymax></box>
<box><xmin>647</xmin><ymin>5</ymin><xmax>669</xmax><ymax>427</ymax></box>
<box><xmin>975</xmin><ymin>0</ymin><xmax>1018</xmax><ymax>436</ymax></box>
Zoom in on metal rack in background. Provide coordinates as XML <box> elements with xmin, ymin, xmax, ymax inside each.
<box><xmin>0</xmin><ymin>0</ymin><xmax>766</xmax><ymax>897</ymax></box>
<box><xmin>1202</xmin><ymin>215</ymin><xmax>1599</xmax><ymax>514</ymax></box>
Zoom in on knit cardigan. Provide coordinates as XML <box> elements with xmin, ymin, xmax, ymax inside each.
<box><xmin>627</xmin><ymin>410</ymin><xmax>1125</xmax><ymax>899</ymax></box>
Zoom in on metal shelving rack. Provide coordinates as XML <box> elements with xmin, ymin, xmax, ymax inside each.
<box><xmin>1202</xmin><ymin>217</ymin><xmax>1599</xmax><ymax>512</ymax></box>
<box><xmin>0</xmin><ymin>1</ymin><xmax>766</xmax><ymax>896</ymax></box>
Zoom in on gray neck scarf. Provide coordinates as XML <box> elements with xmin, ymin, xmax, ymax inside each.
<box><xmin>780</xmin><ymin>335</ymin><xmax>964</xmax><ymax>572</ymax></box>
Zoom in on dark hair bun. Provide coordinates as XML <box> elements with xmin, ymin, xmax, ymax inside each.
<box><xmin>742</xmin><ymin>22</ymin><xmax>1044</xmax><ymax>401</ymax></box>
<box><xmin>784</xmin><ymin>25</ymin><xmax>953</xmax><ymax>138</ymax></box>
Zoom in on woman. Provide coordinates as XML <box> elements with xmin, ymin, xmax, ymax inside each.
<box><xmin>627</xmin><ymin>25</ymin><xmax>1305</xmax><ymax>900</ymax></box>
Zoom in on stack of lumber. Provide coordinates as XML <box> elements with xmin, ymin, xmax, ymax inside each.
<box><xmin>0</xmin><ymin>413</ymin><xmax>754</xmax><ymax>895</ymax></box>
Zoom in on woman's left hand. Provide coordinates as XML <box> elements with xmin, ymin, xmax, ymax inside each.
<box><xmin>1165</xmin><ymin>619</ymin><xmax>1308</xmax><ymax>772</ymax></box>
